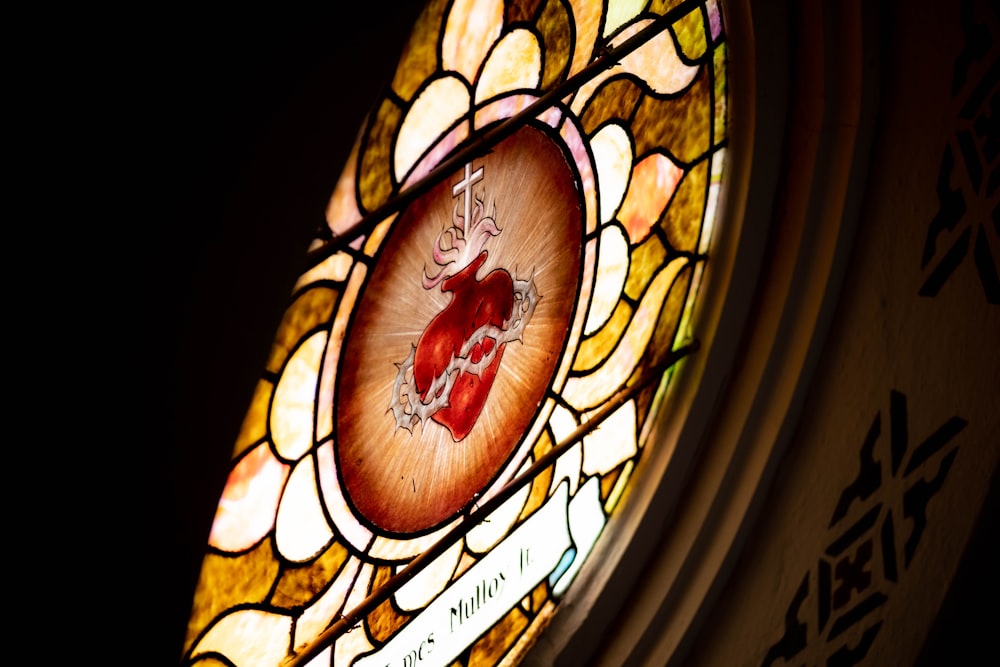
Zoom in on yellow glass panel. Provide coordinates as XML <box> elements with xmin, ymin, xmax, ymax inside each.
<box><xmin>391</xmin><ymin>0</ymin><xmax>449</xmax><ymax>101</ymax></box>
<box><xmin>208</xmin><ymin>443</ymin><xmax>289</xmax><ymax>553</ymax></box>
<box><xmin>270</xmin><ymin>331</ymin><xmax>327</xmax><ymax>461</ymax></box>
<box><xmin>604</xmin><ymin>0</ymin><xmax>647</xmax><ymax>38</ymax></box>
<box><xmin>590</xmin><ymin>122</ymin><xmax>633</xmax><ymax>223</ymax></box>
<box><xmin>673</xmin><ymin>6</ymin><xmax>708</xmax><ymax>61</ymax></box>
<box><xmin>519</xmin><ymin>434</ymin><xmax>555</xmax><ymax>522</ymax></box>
<box><xmin>659</xmin><ymin>157</ymin><xmax>708</xmax><ymax>253</ymax></box>
<box><xmin>359</xmin><ymin>98</ymin><xmax>402</xmax><ymax>214</ymax></box>
<box><xmin>265</xmin><ymin>287</ymin><xmax>337</xmax><ymax>375</ymax></box>
<box><xmin>185</xmin><ymin>538</ymin><xmax>280</xmax><ymax>654</ymax></box>
<box><xmin>648</xmin><ymin>0</ymin><xmax>686</xmax><ymax>15</ymax></box>
<box><xmin>275</xmin><ymin>455</ymin><xmax>336</xmax><ymax>563</ymax></box>
<box><xmin>467</xmin><ymin>606</ymin><xmax>529</xmax><ymax>667</ymax></box>
<box><xmin>369</xmin><ymin>566</ymin><xmax>411</xmax><ymax>643</ymax></box>
<box><xmin>537</xmin><ymin>0</ymin><xmax>571</xmax><ymax>90</ymax></box>
<box><xmin>190</xmin><ymin>608</ymin><xmax>293</xmax><ymax>667</ymax></box>
<box><xmin>394</xmin><ymin>538</ymin><xmax>464</xmax><ymax>612</ymax></box>
<box><xmin>562</xmin><ymin>256</ymin><xmax>685</xmax><ymax>410</ymax></box>
<box><xmin>599</xmin><ymin>465</ymin><xmax>622</xmax><ymax>502</ymax></box>
<box><xmin>624</xmin><ymin>232</ymin><xmax>668</xmax><ymax>301</ymax></box>
<box><xmin>575</xmin><ymin>300</ymin><xmax>634</xmax><ymax>372</ymax></box>
<box><xmin>618</xmin><ymin>152</ymin><xmax>684</xmax><ymax>244</ymax></box>
<box><xmin>527</xmin><ymin>580</ymin><xmax>549</xmax><ymax>615</ymax></box>
<box><xmin>362</xmin><ymin>214</ymin><xmax>396</xmax><ymax>258</ymax></box>
<box><xmin>584</xmin><ymin>224</ymin><xmax>629</xmax><ymax>335</ymax></box>
<box><xmin>566</xmin><ymin>0</ymin><xmax>602</xmax><ymax>77</ymax></box>
<box><xmin>293</xmin><ymin>252</ymin><xmax>354</xmax><ymax>292</ymax></box>
<box><xmin>475</xmin><ymin>29</ymin><xmax>542</xmax><ymax>105</ymax></box>
<box><xmin>631</xmin><ymin>64</ymin><xmax>711</xmax><ymax>163</ymax></box>
<box><xmin>580</xmin><ymin>77</ymin><xmax>643</xmax><ymax>135</ymax></box>
<box><xmin>582</xmin><ymin>400</ymin><xmax>637</xmax><ymax>475</ymax></box>
<box><xmin>232</xmin><ymin>378</ymin><xmax>273</xmax><ymax>457</ymax></box>
<box><xmin>605</xmin><ymin>459</ymin><xmax>635</xmax><ymax>512</ymax></box>
<box><xmin>394</xmin><ymin>76</ymin><xmax>471</xmax><ymax>183</ymax></box>
<box><xmin>295</xmin><ymin>556</ymin><xmax>363</xmax><ymax>652</ymax></box>
<box><xmin>642</xmin><ymin>263</ymin><xmax>692</xmax><ymax>368</ymax></box>
<box><xmin>442</xmin><ymin>0</ymin><xmax>504</xmax><ymax>83</ymax></box>
<box><xmin>271</xmin><ymin>540</ymin><xmax>349</xmax><ymax>610</ymax></box>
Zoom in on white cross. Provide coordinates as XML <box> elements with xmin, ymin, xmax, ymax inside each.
<box><xmin>453</xmin><ymin>162</ymin><xmax>484</xmax><ymax>233</ymax></box>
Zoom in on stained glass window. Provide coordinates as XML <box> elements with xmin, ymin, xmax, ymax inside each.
<box><xmin>183</xmin><ymin>0</ymin><xmax>728</xmax><ymax>665</ymax></box>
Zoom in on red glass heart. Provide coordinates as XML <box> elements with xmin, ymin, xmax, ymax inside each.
<box><xmin>413</xmin><ymin>251</ymin><xmax>514</xmax><ymax>440</ymax></box>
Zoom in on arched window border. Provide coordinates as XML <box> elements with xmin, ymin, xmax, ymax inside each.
<box><xmin>523</xmin><ymin>1</ymin><xmax>879</xmax><ymax>664</ymax></box>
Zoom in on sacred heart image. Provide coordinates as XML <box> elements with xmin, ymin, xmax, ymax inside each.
<box><xmin>392</xmin><ymin>163</ymin><xmax>538</xmax><ymax>442</ymax></box>
<box><xmin>336</xmin><ymin>125</ymin><xmax>584</xmax><ymax>535</ymax></box>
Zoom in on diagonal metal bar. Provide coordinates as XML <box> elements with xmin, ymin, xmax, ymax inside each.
<box><xmin>303</xmin><ymin>3</ymin><xmax>696</xmax><ymax>271</ymax></box>
<box><xmin>283</xmin><ymin>340</ymin><xmax>699</xmax><ymax>666</ymax></box>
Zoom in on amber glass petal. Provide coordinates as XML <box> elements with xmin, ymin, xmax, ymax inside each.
<box><xmin>358</xmin><ymin>98</ymin><xmax>403</xmax><ymax>214</ymax></box>
<box><xmin>264</xmin><ymin>287</ymin><xmax>337</xmax><ymax>376</ymax></box>
<box><xmin>391</xmin><ymin>0</ymin><xmax>449</xmax><ymax>101</ymax></box>
<box><xmin>185</xmin><ymin>538</ymin><xmax>280</xmax><ymax>654</ymax></box>
<box><xmin>271</xmin><ymin>540</ymin><xmax>349</xmax><ymax>610</ymax></box>
<box><xmin>537</xmin><ymin>0</ymin><xmax>571</xmax><ymax>90</ymax></box>
<box><xmin>580</xmin><ymin>77</ymin><xmax>643</xmax><ymax>135</ymax></box>
<box><xmin>624</xmin><ymin>232</ymin><xmax>669</xmax><ymax>301</ymax></box>
<box><xmin>632</xmin><ymin>64</ymin><xmax>711</xmax><ymax>164</ymax></box>
<box><xmin>659</xmin><ymin>157</ymin><xmax>708</xmax><ymax>253</ymax></box>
